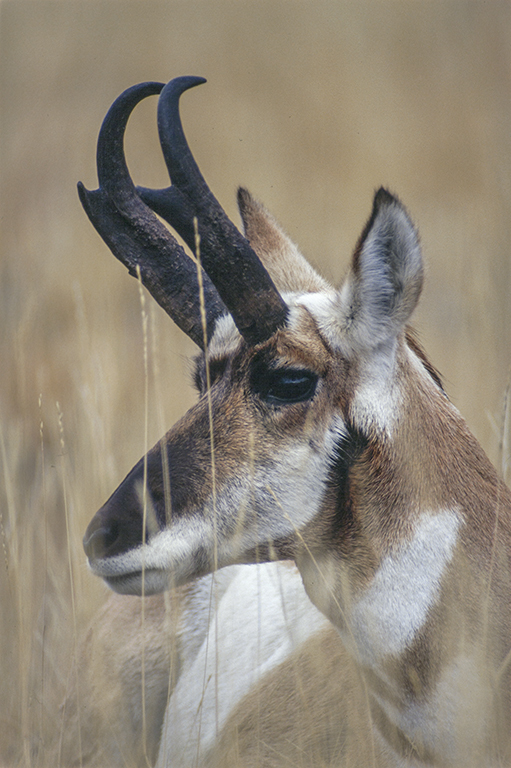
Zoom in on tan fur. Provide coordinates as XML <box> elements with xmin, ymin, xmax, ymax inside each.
<box><xmin>207</xmin><ymin>626</ymin><xmax>382</xmax><ymax>768</ymax></box>
<box><xmin>56</xmin><ymin>593</ymin><xmax>179</xmax><ymax>767</ymax></box>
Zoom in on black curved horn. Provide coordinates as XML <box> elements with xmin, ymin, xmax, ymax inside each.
<box><xmin>77</xmin><ymin>81</ymin><xmax>226</xmax><ymax>349</ymax></box>
<box><xmin>138</xmin><ymin>77</ymin><xmax>289</xmax><ymax>345</ymax></box>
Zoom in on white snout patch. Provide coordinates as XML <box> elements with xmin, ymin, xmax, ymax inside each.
<box><xmin>88</xmin><ymin>413</ymin><xmax>346</xmax><ymax>594</ymax></box>
<box><xmin>347</xmin><ymin>509</ymin><xmax>462</xmax><ymax>666</ymax></box>
<box><xmin>88</xmin><ymin>515</ymin><xmax>217</xmax><ymax>593</ymax></box>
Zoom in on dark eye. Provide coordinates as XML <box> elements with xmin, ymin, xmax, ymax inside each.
<box><xmin>253</xmin><ymin>367</ymin><xmax>318</xmax><ymax>406</ymax></box>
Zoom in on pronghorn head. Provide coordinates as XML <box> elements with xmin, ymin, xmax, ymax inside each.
<box><xmin>82</xmin><ymin>77</ymin><xmax>442</xmax><ymax>599</ymax></box>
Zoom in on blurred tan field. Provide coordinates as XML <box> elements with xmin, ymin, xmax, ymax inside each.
<box><xmin>0</xmin><ymin>1</ymin><xmax>510</xmax><ymax>765</ymax></box>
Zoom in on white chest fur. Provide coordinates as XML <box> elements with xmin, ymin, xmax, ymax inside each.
<box><xmin>157</xmin><ymin>562</ymin><xmax>328</xmax><ymax>767</ymax></box>
<box><xmin>348</xmin><ymin>510</ymin><xmax>461</xmax><ymax>667</ymax></box>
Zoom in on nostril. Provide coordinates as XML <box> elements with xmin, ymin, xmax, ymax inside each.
<box><xmin>83</xmin><ymin>519</ymin><xmax>119</xmax><ymax>561</ymax></box>
<box><xmin>84</xmin><ymin>460</ymin><xmax>155</xmax><ymax>562</ymax></box>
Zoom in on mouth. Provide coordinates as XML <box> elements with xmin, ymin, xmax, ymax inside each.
<box><xmin>103</xmin><ymin>568</ymin><xmax>169</xmax><ymax>596</ymax></box>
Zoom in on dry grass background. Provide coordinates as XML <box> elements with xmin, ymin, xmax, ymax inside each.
<box><xmin>0</xmin><ymin>1</ymin><xmax>510</xmax><ymax>765</ymax></box>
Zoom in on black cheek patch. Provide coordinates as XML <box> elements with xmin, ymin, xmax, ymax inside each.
<box><xmin>327</xmin><ymin>424</ymin><xmax>369</xmax><ymax>541</ymax></box>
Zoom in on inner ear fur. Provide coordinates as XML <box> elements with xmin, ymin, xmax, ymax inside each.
<box><xmin>341</xmin><ymin>187</ymin><xmax>423</xmax><ymax>348</ymax></box>
<box><xmin>237</xmin><ymin>187</ymin><xmax>330</xmax><ymax>294</ymax></box>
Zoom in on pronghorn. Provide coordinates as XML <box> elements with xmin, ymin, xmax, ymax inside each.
<box><xmin>80</xmin><ymin>77</ymin><xmax>511</xmax><ymax>767</ymax></box>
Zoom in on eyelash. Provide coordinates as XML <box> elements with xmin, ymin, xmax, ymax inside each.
<box><xmin>194</xmin><ymin>357</ymin><xmax>319</xmax><ymax>407</ymax></box>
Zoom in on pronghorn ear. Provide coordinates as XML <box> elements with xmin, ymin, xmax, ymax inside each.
<box><xmin>237</xmin><ymin>187</ymin><xmax>330</xmax><ymax>293</ymax></box>
<box><xmin>340</xmin><ymin>188</ymin><xmax>423</xmax><ymax>348</ymax></box>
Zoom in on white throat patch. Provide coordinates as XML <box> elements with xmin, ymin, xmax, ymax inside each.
<box><xmin>347</xmin><ymin>509</ymin><xmax>462</xmax><ymax>666</ymax></box>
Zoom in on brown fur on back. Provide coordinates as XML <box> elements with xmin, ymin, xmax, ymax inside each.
<box><xmin>208</xmin><ymin>626</ymin><xmax>382</xmax><ymax>768</ymax></box>
<box><xmin>55</xmin><ymin>592</ymin><xmax>179</xmax><ymax>768</ymax></box>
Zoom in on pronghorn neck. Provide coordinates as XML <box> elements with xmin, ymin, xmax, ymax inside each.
<box><xmin>297</xmin><ymin>337</ymin><xmax>508</xmax><ymax>636</ymax></box>
<box><xmin>296</xmin><ymin>344</ymin><xmax>511</xmax><ymax>764</ymax></box>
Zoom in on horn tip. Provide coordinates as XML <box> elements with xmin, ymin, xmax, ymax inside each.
<box><xmin>163</xmin><ymin>75</ymin><xmax>207</xmax><ymax>99</ymax></box>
